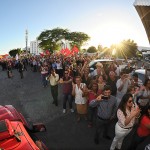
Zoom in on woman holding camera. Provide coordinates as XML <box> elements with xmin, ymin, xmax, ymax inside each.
<box><xmin>110</xmin><ymin>93</ymin><xmax>141</xmax><ymax>150</ymax></box>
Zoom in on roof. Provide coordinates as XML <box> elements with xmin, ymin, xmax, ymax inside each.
<box><xmin>134</xmin><ymin>0</ymin><xmax>150</xmax><ymax>6</ymax></box>
<box><xmin>134</xmin><ymin>0</ymin><xmax>150</xmax><ymax>44</ymax></box>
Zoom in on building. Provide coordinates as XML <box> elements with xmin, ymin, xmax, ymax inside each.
<box><xmin>138</xmin><ymin>46</ymin><xmax>150</xmax><ymax>58</ymax></box>
<box><xmin>138</xmin><ymin>46</ymin><xmax>150</xmax><ymax>51</ymax></box>
<box><xmin>134</xmin><ymin>0</ymin><xmax>150</xmax><ymax>44</ymax></box>
<box><xmin>30</xmin><ymin>39</ymin><xmax>42</xmax><ymax>55</ymax></box>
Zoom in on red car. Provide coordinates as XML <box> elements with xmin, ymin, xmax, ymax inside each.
<box><xmin>0</xmin><ymin>105</ymin><xmax>48</xmax><ymax>150</ymax></box>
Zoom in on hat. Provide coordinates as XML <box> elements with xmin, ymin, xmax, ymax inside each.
<box><xmin>96</xmin><ymin>62</ymin><xmax>103</xmax><ymax>68</ymax></box>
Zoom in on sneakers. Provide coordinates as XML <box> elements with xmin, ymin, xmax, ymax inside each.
<box><xmin>63</xmin><ymin>109</ymin><xmax>74</xmax><ymax>113</ymax></box>
<box><xmin>70</xmin><ymin>109</ymin><xmax>74</xmax><ymax>113</ymax></box>
<box><xmin>63</xmin><ymin>109</ymin><xmax>66</xmax><ymax>114</ymax></box>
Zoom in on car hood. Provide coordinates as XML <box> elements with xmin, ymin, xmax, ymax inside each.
<box><xmin>135</xmin><ymin>69</ymin><xmax>145</xmax><ymax>75</ymax></box>
<box><xmin>0</xmin><ymin>120</ymin><xmax>39</xmax><ymax>150</ymax></box>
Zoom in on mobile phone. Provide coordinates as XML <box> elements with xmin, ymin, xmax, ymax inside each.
<box><xmin>101</xmin><ymin>96</ymin><xmax>109</xmax><ymax>100</ymax></box>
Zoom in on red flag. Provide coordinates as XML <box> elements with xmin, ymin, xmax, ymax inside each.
<box><xmin>45</xmin><ymin>50</ymin><xmax>50</xmax><ymax>55</ymax></box>
<box><xmin>64</xmin><ymin>48</ymin><xmax>71</xmax><ymax>56</ymax></box>
<box><xmin>40</xmin><ymin>53</ymin><xmax>45</xmax><ymax>57</ymax></box>
<box><xmin>71</xmin><ymin>46</ymin><xmax>79</xmax><ymax>54</ymax></box>
<box><xmin>60</xmin><ymin>49</ymin><xmax>65</xmax><ymax>54</ymax></box>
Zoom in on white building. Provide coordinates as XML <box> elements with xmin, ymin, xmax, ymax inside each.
<box><xmin>30</xmin><ymin>39</ymin><xmax>42</xmax><ymax>55</ymax></box>
<box><xmin>138</xmin><ymin>46</ymin><xmax>150</xmax><ymax>51</ymax></box>
<box><xmin>138</xmin><ymin>46</ymin><xmax>150</xmax><ymax>57</ymax></box>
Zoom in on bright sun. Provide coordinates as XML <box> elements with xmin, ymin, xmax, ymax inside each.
<box><xmin>85</xmin><ymin>21</ymin><xmax>132</xmax><ymax>48</ymax></box>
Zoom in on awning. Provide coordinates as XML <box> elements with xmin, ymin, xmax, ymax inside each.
<box><xmin>134</xmin><ymin>0</ymin><xmax>150</xmax><ymax>44</ymax></box>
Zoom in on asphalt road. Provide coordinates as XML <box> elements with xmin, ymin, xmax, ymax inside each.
<box><xmin>0</xmin><ymin>66</ymin><xmax>149</xmax><ymax>150</ymax></box>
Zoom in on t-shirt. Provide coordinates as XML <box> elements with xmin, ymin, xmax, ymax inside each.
<box><xmin>87</xmin><ymin>90</ymin><xmax>102</xmax><ymax>104</ymax></box>
<box><xmin>137</xmin><ymin>115</ymin><xmax>150</xmax><ymax>137</ymax></box>
<box><xmin>62</xmin><ymin>77</ymin><xmax>72</xmax><ymax>94</ymax></box>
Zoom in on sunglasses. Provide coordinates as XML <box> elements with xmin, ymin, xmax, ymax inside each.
<box><xmin>128</xmin><ymin>100</ymin><xmax>133</xmax><ymax>103</ymax></box>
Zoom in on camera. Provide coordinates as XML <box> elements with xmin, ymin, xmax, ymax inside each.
<box><xmin>101</xmin><ymin>96</ymin><xmax>109</xmax><ymax>100</ymax></box>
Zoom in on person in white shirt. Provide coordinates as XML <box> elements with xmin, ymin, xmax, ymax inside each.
<box><xmin>47</xmin><ymin>69</ymin><xmax>59</xmax><ymax>106</ymax></box>
<box><xmin>115</xmin><ymin>63</ymin><xmax>121</xmax><ymax>78</ymax></box>
<box><xmin>56</xmin><ymin>59</ymin><xmax>63</xmax><ymax>78</ymax></box>
<box><xmin>131</xmin><ymin>73</ymin><xmax>143</xmax><ymax>87</ymax></box>
<box><xmin>116</xmin><ymin>71</ymin><xmax>131</xmax><ymax>106</ymax></box>
<box><xmin>138</xmin><ymin>79</ymin><xmax>150</xmax><ymax>114</ymax></box>
<box><xmin>92</xmin><ymin>62</ymin><xmax>107</xmax><ymax>80</ymax></box>
<box><xmin>72</xmin><ymin>76</ymin><xmax>87</xmax><ymax>122</ymax></box>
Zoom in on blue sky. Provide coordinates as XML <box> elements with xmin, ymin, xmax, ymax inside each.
<box><xmin>0</xmin><ymin>0</ymin><xmax>149</xmax><ymax>54</ymax></box>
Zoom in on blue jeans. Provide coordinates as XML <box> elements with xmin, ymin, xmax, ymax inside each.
<box><xmin>41</xmin><ymin>74</ymin><xmax>47</xmax><ymax>87</ymax></box>
<box><xmin>88</xmin><ymin>106</ymin><xmax>97</xmax><ymax>124</ymax></box>
<box><xmin>63</xmin><ymin>93</ymin><xmax>72</xmax><ymax>109</ymax></box>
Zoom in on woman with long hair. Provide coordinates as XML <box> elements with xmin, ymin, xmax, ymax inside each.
<box><xmin>110</xmin><ymin>93</ymin><xmax>140</xmax><ymax>150</ymax></box>
<box><xmin>97</xmin><ymin>75</ymin><xmax>106</xmax><ymax>91</ymax></box>
<box><xmin>84</xmin><ymin>82</ymin><xmax>102</xmax><ymax>128</ymax></box>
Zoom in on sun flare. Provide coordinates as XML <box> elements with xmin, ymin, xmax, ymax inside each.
<box><xmin>85</xmin><ymin>21</ymin><xmax>133</xmax><ymax>49</ymax></box>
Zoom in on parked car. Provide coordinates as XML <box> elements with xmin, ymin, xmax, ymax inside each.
<box><xmin>89</xmin><ymin>59</ymin><xmax>126</xmax><ymax>72</ymax></box>
<box><xmin>89</xmin><ymin>59</ymin><xmax>113</xmax><ymax>69</ymax></box>
<box><xmin>145</xmin><ymin>57</ymin><xmax>150</xmax><ymax>61</ymax></box>
<box><xmin>0</xmin><ymin>105</ymin><xmax>48</xmax><ymax>150</ymax></box>
<box><xmin>134</xmin><ymin>69</ymin><xmax>150</xmax><ymax>83</ymax></box>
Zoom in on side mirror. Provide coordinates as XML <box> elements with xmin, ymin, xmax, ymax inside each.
<box><xmin>32</xmin><ymin>123</ymin><xmax>46</xmax><ymax>132</ymax></box>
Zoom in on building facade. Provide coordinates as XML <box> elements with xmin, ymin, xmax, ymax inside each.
<box><xmin>30</xmin><ymin>39</ymin><xmax>42</xmax><ymax>55</ymax></box>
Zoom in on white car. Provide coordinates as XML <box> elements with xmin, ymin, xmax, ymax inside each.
<box><xmin>89</xmin><ymin>59</ymin><xmax>126</xmax><ymax>72</ymax></box>
<box><xmin>134</xmin><ymin>69</ymin><xmax>150</xmax><ymax>83</ymax></box>
<box><xmin>89</xmin><ymin>59</ymin><xmax>113</xmax><ymax>69</ymax></box>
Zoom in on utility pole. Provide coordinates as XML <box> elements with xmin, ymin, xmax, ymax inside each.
<box><xmin>25</xmin><ymin>29</ymin><xmax>28</xmax><ymax>53</ymax></box>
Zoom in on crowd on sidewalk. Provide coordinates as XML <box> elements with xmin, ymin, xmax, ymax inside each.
<box><xmin>0</xmin><ymin>53</ymin><xmax>150</xmax><ymax>150</ymax></box>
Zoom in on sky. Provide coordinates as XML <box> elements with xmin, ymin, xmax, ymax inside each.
<box><xmin>0</xmin><ymin>0</ymin><xmax>149</xmax><ymax>55</ymax></box>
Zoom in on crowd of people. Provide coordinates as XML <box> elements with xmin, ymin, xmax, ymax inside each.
<box><xmin>0</xmin><ymin>53</ymin><xmax>150</xmax><ymax>150</ymax></box>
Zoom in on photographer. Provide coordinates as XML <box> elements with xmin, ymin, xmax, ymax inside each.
<box><xmin>116</xmin><ymin>71</ymin><xmax>131</xmax><ymax>106</ymax></box>
<box><xmin>47</xmin><ymin>69</ymin><xmax>59</xmax><ymax>106</ymax></box>
<box><xmin>110</xmin><ymin>93</ymin><xmax>141</xmax><ymax>150</ymax></box>
<box><xmin>89</xmin><ymin>85</ymin><xmax>117</xmax><ymax>144</ymax></box>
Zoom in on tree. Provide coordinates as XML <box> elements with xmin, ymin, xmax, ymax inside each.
<box><xmin>117</xmin><ymin>39</ymin><xmax>138</xmax><ymax>59</ymax></box>
<box><xmin>38</xmin><ymin>27</ymin><xmax>90</xmax><ymax>53</ymax></box>
<box><xmin>68</xmin><ymin>32</ymin><xmax>90</xmax><ymax>49</ymax></box>
<box><xmin>87</xmin><ymin>46</ymin><xmax>97</xmax><ymax>53</ymax></box>
<box><xmin>97</xmin><ymin>44</ymin><xmax>103</xmax><ymax>52</ymax></box>
<box><xmin>9</xmin><ymin>48</ymin><xmax>21</xmax><ymax>57</ymax></box>
<box><xmin>38</xmin><ymin>28</ymin><xmax>68</xmax><ymax>52</ymax></box>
